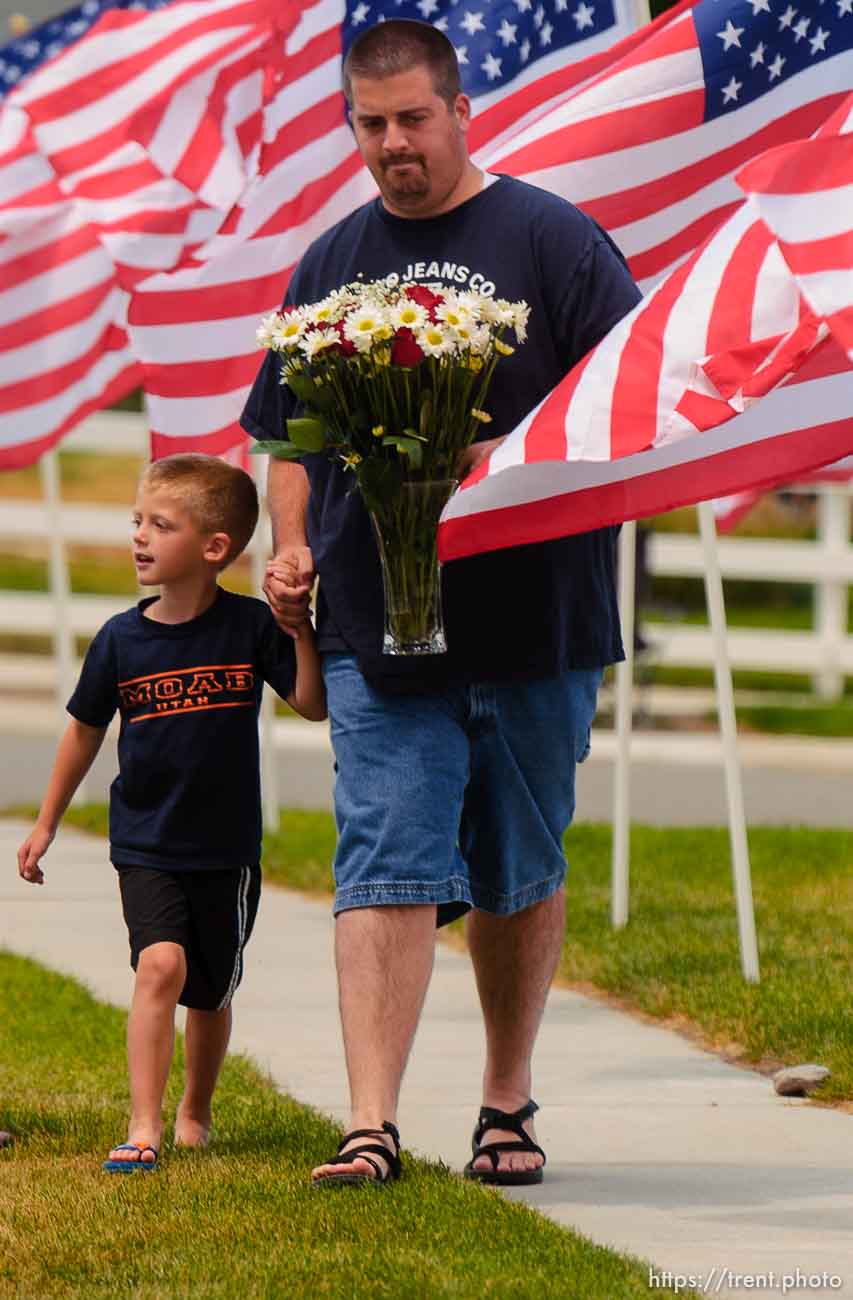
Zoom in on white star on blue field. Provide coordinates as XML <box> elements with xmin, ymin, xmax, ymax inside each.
<box><xmin>343</xmin><ymin>0</ymin><xmax>619</xmax><ymax>92</ymax></box>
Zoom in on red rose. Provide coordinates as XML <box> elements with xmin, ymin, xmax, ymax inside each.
<box><xmin>327</xmin><ymin>320</ymin><xmax>355</xmax><ymax>356</ymax></box>
<box><xmin>390</xmin><ymin>327</ymin><xmax>425</xmax><ymax>368</ymax></box>
<box><xmin>404</xmin><ymin>284</ymin><xmax>443</xmax><ymax>320</ymax></box>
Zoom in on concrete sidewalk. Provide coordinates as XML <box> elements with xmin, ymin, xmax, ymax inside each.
<box><xmin>3</xmin><ymin>819</ymin><xmax>852</xmax><ymax>1298</ymax></box>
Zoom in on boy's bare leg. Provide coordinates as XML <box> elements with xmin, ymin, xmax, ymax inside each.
<box><xmin>466</xmin><ymin>888</ymin><xmax>566</xmax><ymax>1176</ymax></box>
<box><xmin>311</xmin><ymin>905</ymin><xmax>436</xmax><ymax>1182</ymax></box>
<box><xmin>175</xmin><ymin>1005</ymin><xmax>233</xmax><ymax>1147</ymax></box>
<box><xmin>108</xmin><ymin>941</ymin><xmax>186</xmax><ymax>1164</ymax></box>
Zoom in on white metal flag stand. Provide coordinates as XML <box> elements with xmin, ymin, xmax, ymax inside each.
<box><xmin>40</xmin><ymin>448</ymin><xmax>88</xmax><ymax>805</ymax></box>
<box><xmin>612</xmin><ymin>507</ymin><xmax>760</xmax><ymax>982</ymax></box>
<box><xmin>611</xmin><ymin>518</ymin><xmax>635</xmax><ymax>931</ymax></box>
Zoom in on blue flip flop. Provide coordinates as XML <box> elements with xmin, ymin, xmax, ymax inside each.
<box><xmin>102</xmin><ymin>1141</ymin><xmax>159</xmax><ymax>1174</ymax></box>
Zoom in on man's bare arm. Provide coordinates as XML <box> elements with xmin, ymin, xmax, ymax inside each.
<box><xmin>268</xmin><ymin>458</ymin><xmax>310</xmax><ymax>553</ymax></box>
<box><xmin>264</xmin><ymin>458</ymin><xmax>316</xmax><ymax>638</ymax></box>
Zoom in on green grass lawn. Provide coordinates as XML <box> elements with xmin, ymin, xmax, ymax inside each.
<box><xmin>733</xmin><ymin>703</ymin><xmax>853</xmax><ymax>739</ymax></box>
<box><xmin>14</xmin><ymin>807</ymin><xmax>853</xmax><ymax>1106</ymax></box>
<box><xmin>0</xmin><ymin>952</ymin><xmax>671</xmax><ymax>1300</ymax></box>
<box><xmin>640</xmin><ymin>664</ymin><xmax>853</xmax><ymax>703</ymax></box>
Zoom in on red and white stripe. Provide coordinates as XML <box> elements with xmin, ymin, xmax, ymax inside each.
<box><xmin>129</xmin><ymin>0</ymin><xmax>853</xmax><ymax>464</ymax></box>
<box><xmin>438</xmin><ymin>119</ymin><xmax>853</xmax><ymax>561</ymax></box>
<box><xmin>3</xmin><ymin>0</ymin><xmax>851</xmax><ymax>489</ymax></box>
<box><xmin>738</xmin><ymin>95</ymin><xmax>853</xmax><ymax>364</ymax></box>
<box><xmin>484</xmin><ymin>9</ymin><xmax>852</xmax><ymax>293</ymax></box>
<box><xmin>709</xmin><ymin>98</ymin><xmax>853</xmax><ymax>532</ymax></box>
<box><xmin>106</xmin><ymin>0</ymin><xmax>646</xmax><ymax>459</ymax></box>
<box><xmin>0</xmin><ymin>0</ymin><xmax>298</xmax><ymax>467</ymax></box>
<box><xmin>130</xmin><ymin>0</ymin><xmax>379</xmax><ymax>457</ymax></box>
<box><xmin>0</xmin><ymin>103</ymin><xmax>139</xmax><ymax>466</ymax></box>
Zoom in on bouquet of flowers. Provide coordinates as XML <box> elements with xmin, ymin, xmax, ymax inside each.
<box><xmin>254</xmin><ymin>277</ymin><xmax>529</xmax><ymax>655</ymax></box>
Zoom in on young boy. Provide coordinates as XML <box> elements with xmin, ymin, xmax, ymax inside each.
<box><xmin>17</xmin><ymin>453</ymin><xmax>326</xmax><ymax>1173</ymax></box>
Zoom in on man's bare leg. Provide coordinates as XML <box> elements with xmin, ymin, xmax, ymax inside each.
<box><xmin>107</xmin><ymin>941</ymin><xmax>186</xmax><ymax>1165</ymax></box>
<box><xmin>311</xmin><ymin>904</ymin><xmax>436</xmax><ymax>1182</ymax></box>
<box><xmin>175</xmin><ymin>1005</ymin><xmax>232</xmax><ymax>1148</ymax></box>
<box><xmin>466</xmin><ymin>887</ymin><xmax>566</xmax><ymax>1175</ymax></box>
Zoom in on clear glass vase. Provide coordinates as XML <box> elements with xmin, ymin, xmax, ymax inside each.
<box><xmin>369</xmin><ymin>478</ymin><xmax>458</xmax><ymax>656</ymax></box>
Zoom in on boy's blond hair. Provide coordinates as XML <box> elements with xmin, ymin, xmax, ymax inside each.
<box><xmin>141</xmin><ymin>454</ymin><xmax>259</xmax><ymax>567</ymax></box>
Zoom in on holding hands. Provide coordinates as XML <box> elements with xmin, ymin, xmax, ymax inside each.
<box><xmin>264</xmin><ymin>546</ymin><xmax>316</xmax><ymax>639</ymax></box>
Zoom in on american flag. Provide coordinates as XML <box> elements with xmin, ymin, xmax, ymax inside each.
<box><xmin>713</xmin><ymin>107</ymin><xmax>853</xmax><ymax>532</ymax></box>
<box><xmin>0</xmin><ymin>0</ymin><xmax>639</xmax><ymax>467</ymax></box>
<box><xmin>129</xmin><ymin>0</ymin><xmax>643</xmax><ymax>459</ymax></box>
<box><xmin>0</xmin><ymin>0</ymin><xmax>300</xmax><ymax>467</ymax></box>
<box><xmin>742</xmin><ymin>100</ymin><xmax>853</xmax><ymax>359</ymax></box>
<box><xmin>480</xmin><ymin>0</ymin><xmax>853</xmax><ymax>289</ymax></box>
<box><xmin>0</xmin><ymin>1</ymin><xmax>170</xmax><ymax>95</ymax></box>
<box><xmin>1</xmin><ymin>0</ymin><xmax>851</xmax><ymax>493</ymax></box>
<box><xmin>119</xmin><ymin>0</ymin><xmax>853</xmax><ymax>463</ymax></box>
<box><xmin>438</xmin><ymin>94</ymin><xmax>853</xmax><ymax>559</ymax></box>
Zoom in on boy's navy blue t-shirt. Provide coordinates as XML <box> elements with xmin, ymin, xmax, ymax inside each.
<box><xmin>241</xmin><ymin>175</ymin><xmax>642</xmax><ymax>692</ymax></box>
<box><xmin>67</xmin><ymin>589</ymin><xmax>296</xmax><ymax>872</ymax></box>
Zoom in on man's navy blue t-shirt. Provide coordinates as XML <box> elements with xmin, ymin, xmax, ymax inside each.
<box><xmin>241</xmin><ymin>175</ymin><xmax>642</xmax><ymax>692</ymax></box>
<box><xmin>67</xmin><ymin>589</ymin><xmax>296</xmax><ymax>871</ymax></box>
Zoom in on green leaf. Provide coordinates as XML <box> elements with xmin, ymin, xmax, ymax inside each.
<box><xmin>286</xmin><ymin>373</ymin><xmax>319</xmax><ymax>403</ymax></box>
<box><xmin>285</xmin><ymin>417</ymin><xmax>326</xmax><ymax>451</ymax></box>
<box><xmin>382</xmin><ymin>434</ymin><xmax>423</xmax><ymax>469</ymax></box>
<box><xmin>250</xmin><ymin>440</ymin><xmax>306</xmax><ymax>460</ymax></box>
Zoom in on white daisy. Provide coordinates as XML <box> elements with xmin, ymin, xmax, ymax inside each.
<box><xmin>436</xmin><ymin>298</ymin><xmax>475</xmax><ymax>331</ymax></box>
<box><xmin>271</xmin><ymin>313</ymin><xmax>305</xmax><ymax>349</ymax></box>
<box><xmin>389</xmin><ymin>300</ymin><xmax>428</xmax><ymax>331</ymax></box>
<box><xmin>511</xmin><ymin>300</ymin><xmax>530</xmax><ymax>342</ymax></box>
<box><xmin>344</xmin><ymin>307</ymin><xmax>388</xmax><ymax>353</ymax></box>
<box><xmin>454</xmin><ymin>290</ymin><xmax>485</xmax><ymax>320</ymax></box>
<box><xmin>256</xmin><ymin>312</ymin><xmax>282</xmax><ymax>347</ymax></box>
<box><xmin>301</xmin><ymin>329</ymin><xmax>337</xmax><ymax>360</ymax></box>
<box><xmin>417</xmin><ymin>323</ymin><xmax>456</xmax><ymax>358</ymax></box>
<box><xmin>464</xmin><ymin>324</ymin><xmax>492</xmax><ymax>356</ymax></box>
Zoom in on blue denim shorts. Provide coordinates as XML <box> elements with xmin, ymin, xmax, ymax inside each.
<box><xmin>323</xmin><ymin>654</ymin><xmax>602</xmax><ymax>926</ymax></box>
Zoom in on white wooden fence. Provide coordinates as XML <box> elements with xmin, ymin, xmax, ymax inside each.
<box><xmin>2</xmin><ymin>412</ymin><xmax>852</xmax><ymax>698</ymax></box>
<box><xmin>646</xmin><ymin>489</ymin><xmax>853</xmax><ymax>698</ymax></box>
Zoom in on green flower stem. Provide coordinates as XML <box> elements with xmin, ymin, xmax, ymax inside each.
<box><xmin>370</xmin><ymin>480</ymin><xmax>455</xmax><ymax>651</ymax></box>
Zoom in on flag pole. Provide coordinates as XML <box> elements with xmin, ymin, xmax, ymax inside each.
<box><xmin>611</xmin><ymin>519</ymin><xmax>636</xmax><ymax>928</ymax></box>
<box><xmin>251</xmin><ymin>450</ymin><xmax>279</xmax><ymax>834</ymax></box>
<box><xmin>39</xmin><ymin>449</ymin><xmax>87</xmax><ymax>803</ymax></box>
<box><xmin>697</xmin><ymin>500</ymin><xmax>760</xmax><ymax>983</ymax></box>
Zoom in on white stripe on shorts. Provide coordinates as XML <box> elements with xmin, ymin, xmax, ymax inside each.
<box><xmin>217</xmin><ymin>865</ymin><xmax>251</xmax><ymax>1011</ymax></box>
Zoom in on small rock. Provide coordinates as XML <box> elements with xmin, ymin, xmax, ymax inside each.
<box><xmin>773</xmin><ymin>1064</ymin><xmax>831</xmax><ymax>1097</ymax></box>
<box><xmin>0</xmin><ymin>1131</ymin><xmax>14</xmax><ymax>1148</ymax></box>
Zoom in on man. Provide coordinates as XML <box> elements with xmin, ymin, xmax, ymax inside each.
<box><xmin>241</xmin><ymin>19</ymin><xmax>640</xmax><ymax>1187</ymax></box>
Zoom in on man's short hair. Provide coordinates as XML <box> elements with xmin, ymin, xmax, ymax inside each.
<box><xmin>141</xmin><ymin>453</ymin><xmax>259</xmax><ymax>567</ymax></box>
<box><xmin>342</xmin><ymin>19</ymin><xmax>461</xmax><ymax>109</ymax></box>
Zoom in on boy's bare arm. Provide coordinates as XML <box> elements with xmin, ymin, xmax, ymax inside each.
<box><xmin>287</xmin><ymin>622</ymin><xmax>327</xmax><ymax>722</ymax></box>
<box><xmin>264</xmin><ymin>459</ymin><xmax>315</xmax><ymax>639</ymax></box>
<box><xmin>17</xmin><ymin>719</ymin><xmax>107</xmax><ymax>884</ymax></box>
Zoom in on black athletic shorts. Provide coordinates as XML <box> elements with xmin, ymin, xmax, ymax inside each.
<box><xmin>116</xmin><ymin>865</ymin><xmax>261</xmax><ymax>1011</ymax></box>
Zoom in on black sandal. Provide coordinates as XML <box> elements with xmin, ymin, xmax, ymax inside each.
<box><xmin>312</xmin><ymin>1121</ymin><xmax>402</xmax><ymax>1188</ymax></box>
<box><xmin>463</xmin><ymin>1100</ymin><xmax>546</xmax><ymax>1186</ymax></box>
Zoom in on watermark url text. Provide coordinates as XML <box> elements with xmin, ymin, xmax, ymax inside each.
<box><xmin>649</xmin><ymin>1267</ymin><xmax>844</xmax><ymax>1295</ymax></box>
